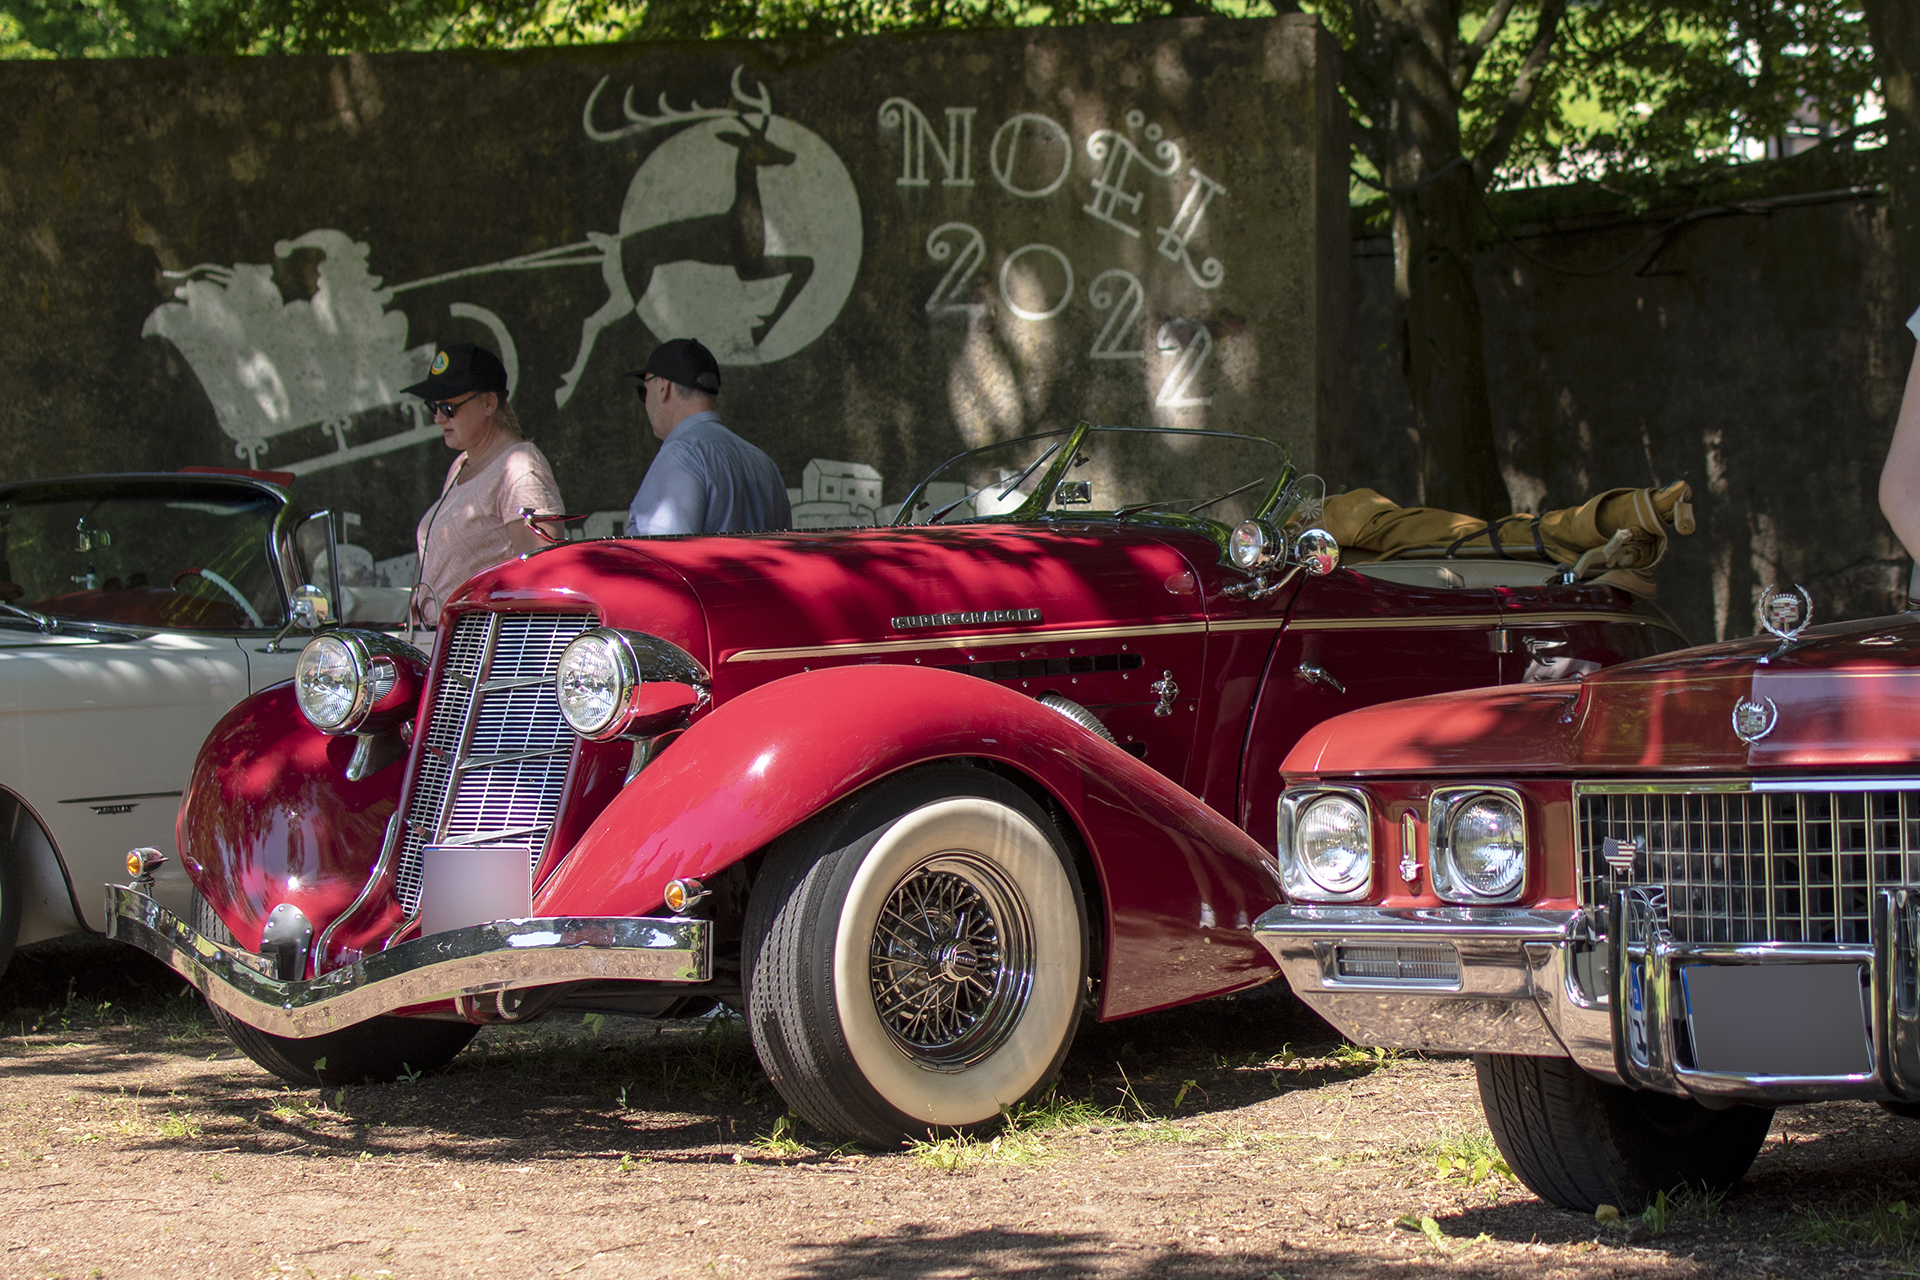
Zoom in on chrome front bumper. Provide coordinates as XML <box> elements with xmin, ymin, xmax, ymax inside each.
<box><xmin>105</xmin><ymin>884</ymin><xmax>711</xmax><ymax>1039</ymax></box>
<box><xmin>1254</xmin><ymin>889</ymin><xmax>1920</xmax><ymax>1106</ymax></box>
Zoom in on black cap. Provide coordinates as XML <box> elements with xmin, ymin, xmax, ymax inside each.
<box><xmin>403</xmin><ymin>342</ymin><xmax>509</xmax><ymax>400</ymax></box>
<box><xmin>628</xmin><ymin>338</ymin><xmax>721</xmax><ymax>395</ymax></box>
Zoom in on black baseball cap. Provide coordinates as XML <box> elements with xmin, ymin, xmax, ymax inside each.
<box><xmin>629</xmin><ymin>338</ymin><xmax>721</xmax><ymax>395</ymax></box>
<box><xmin>403</xmin><ymin>342</ymin><xmax>509</xmax><ymax>400</ymax></box>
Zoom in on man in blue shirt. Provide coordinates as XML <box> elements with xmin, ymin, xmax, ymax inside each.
<box><xmin>624</xmin><ymin>338</ymin><xmax>793</xmax><ymax>536</ymax></box>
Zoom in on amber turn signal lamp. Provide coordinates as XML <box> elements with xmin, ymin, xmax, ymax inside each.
<box><xmin>664</xmin><ymin>877</ymin><xmax>709</xmax><ymax>913</ymax></box>
<box><xmin>126</xmin><ymin>847</ymin><xmax>166</xmax><ymax>880</ymax></box>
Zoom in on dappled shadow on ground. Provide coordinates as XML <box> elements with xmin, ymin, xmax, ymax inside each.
<box><xmin>784</xmin><ymin>1224</ymin><xmax>1694</xmax><ymax>1279</ymax></box>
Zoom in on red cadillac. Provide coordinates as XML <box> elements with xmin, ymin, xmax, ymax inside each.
<box><xmin>106</xmin><ymin>422</ymin><xmax>1685</xmax><ymax>1145</ymax></box>
<box><xmin>1256</xmin><ymin>585</ymin><xmax>1915</xmax><ymax>1210</ymax></box>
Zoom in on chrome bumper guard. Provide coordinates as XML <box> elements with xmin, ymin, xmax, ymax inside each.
<box><xmin>1253</xmin><ymin>888</ymin><xmax>1920</xmax><ymax>1106</ymax></box>
<box><xmin>105</xmin><ymin>884</ymin><xmax>712</xmax><ymax>1039</ymax></box>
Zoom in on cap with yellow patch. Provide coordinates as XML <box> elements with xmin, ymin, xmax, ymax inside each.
<box><xmin>403</xmin><ymin>342</ymin><xmax>508</xmax><ymax>401</ymax></box>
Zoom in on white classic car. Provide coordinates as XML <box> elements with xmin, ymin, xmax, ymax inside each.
<box><xmin>0</xmin><ymin>471</ymin><xmax>398</xmax><ymax>973</ymax></box>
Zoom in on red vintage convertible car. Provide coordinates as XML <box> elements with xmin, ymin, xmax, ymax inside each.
<box><xmin>1255</xmin><ymin>586</ymin><xmax>1920</xmax><ymax>1211</ymax></box>
<box><xmin>108</xmin><ymin>423</ymin><xmax>1686</xmax><ymax>1145</ymax></box>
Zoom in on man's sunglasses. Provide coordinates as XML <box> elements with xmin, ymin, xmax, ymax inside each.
<box><xmin>428</xmin><ymin>392</ymin><xmax>481</xmax><ymax>420</ymax></box>
<box><xmin>635</xmin><ymin>374</ymin><xmax>659</xmax><ymax>401</ymax></box>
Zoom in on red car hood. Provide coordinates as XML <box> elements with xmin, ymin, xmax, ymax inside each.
<box><xmin>449</xmin><ymin>523</ymin><xmax>1216</xmax><ymax>678</ymax></box>
<box><xmin>1286</xmin><ymin>613</ymin><xmax>1920</xmax><ymax>778</ymax></box>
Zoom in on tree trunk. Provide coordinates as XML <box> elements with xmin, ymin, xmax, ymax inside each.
<box><xmin>1378</xmin><ymin>1</ymin><xmax>1509</xmax><ymax>518</ymax></box>
<box><xmin>1866</xmin><ymin>0</ymin><xmax>1920</xmax><ymax>314</ymax></box>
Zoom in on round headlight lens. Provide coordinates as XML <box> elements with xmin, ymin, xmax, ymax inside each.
<box><xmin>1445</xmin><ymin>794</ymin><xmax>1526</xmax><ymax>898</ymax></box>
<box><xmin>556</xmin><ymin>632</ymin><xmax>631</xmax><ymax>737</ymax></box>
<box><xmin>295</xmin><ymin>634</ymin><xmax>363</xmax><ymax>732</ymax></box>
<box><xmin>1296</xmin><ymin>795</ymin><xmax>1370</xmax><ymax>895</ymax></box>
<box><xmin>1228</xmin><ymin>520</ymin><xmax>1270</xmax><ymax>570</ymax></box>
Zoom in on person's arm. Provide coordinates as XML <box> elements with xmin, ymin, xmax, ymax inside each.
<box><xmin>625</xmin><ymin>444</ymin><xmax>708</xmax><ymax>536</ymax></box>
<box><xmin>498</xmin><ymin>448</ymin><xmax>567</xmax><ymax>554</ymax></box>
<box><xmin>1880</xmin><ymin>342</ymin><xmax>1920</xmax><ymax>561</ymax></box>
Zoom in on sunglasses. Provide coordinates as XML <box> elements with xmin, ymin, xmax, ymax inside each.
<box><xmin>428</xmin><ymin>392</ymin><xmax>482</xmax><ymax>420</ymax></box>
<box><xmin>635</xmin><ymin>375</ymin><xmax>659</xmax><ymax>401</ymax></box>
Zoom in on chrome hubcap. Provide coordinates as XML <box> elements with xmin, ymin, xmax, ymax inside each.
<box><xmin>869</xmin><ymin>854</ymin><xmax>1034</xmax><ymax>1070</ymax></box>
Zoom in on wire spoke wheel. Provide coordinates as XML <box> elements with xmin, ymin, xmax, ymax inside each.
<box><xmin>746</xmin><ymin>765</ymin><xmax>1088</xmax><ymax>1146</ymax></box>
<box><xmin>869</xmin><ymin>854</ymin><xmax>1033</xmax><ymax>1069</ymax></box>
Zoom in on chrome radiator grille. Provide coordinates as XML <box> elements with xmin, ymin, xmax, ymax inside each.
<box><xmin>1578</xmin><ymin>786</ymin><xmax>1920</xmax><ymax>945</ymax></box>
<box><xmin>394</xmin><ymin>611</ymin><xmax>596</xmax><ymax>916</ymax></box>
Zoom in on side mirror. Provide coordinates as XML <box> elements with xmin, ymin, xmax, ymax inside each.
<box><xmin>1055</xmin><ymin>480</ymin><xmax>1092</xmax><ymax>506</ymax></box>
<box><xmin>290</xmin><ymin>583</ymin><xmax>332</xmax><ymax>629</ymax></box>
<box><xmin>1294</xmin><ymin>528</ymin><xmax>1340</xmax><ymax>577</ymax></box>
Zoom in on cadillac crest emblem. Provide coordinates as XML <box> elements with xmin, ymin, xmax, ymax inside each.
<box><xmin>1731</xmin><ymin>694</ymin><xmax>1779</xmax><ymax>744</ymax></box>
<box><xmin>1757</xmin><ymin>583</ymin><xmax>1813</xmax><ymax>641</ymax></box>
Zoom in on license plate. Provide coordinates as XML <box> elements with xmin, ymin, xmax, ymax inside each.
<box><xmin>1682</xmin><ymin>963</ymin><xmax>1871</xmax><ymax>1077</ymax></box>
<box><xmin>419</xmin><ymin>844</ymin><xmax>532</xmax><ymax>938</ymax></box>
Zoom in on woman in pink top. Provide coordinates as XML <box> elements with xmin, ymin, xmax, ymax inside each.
<box><xmin>403</xmin><ymin>342</ymin><xmax>564</xmax><ymax>627</ymax></box>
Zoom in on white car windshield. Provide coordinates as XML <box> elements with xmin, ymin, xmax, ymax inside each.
<box><xmin>0</xmin><ymin>480</ymin><xmax>283</xmax><ymax>631</ymax></box>
<box><xmin>895</xmin><ymin>425</ymin><xmax>1290</xmax><ymax>528</ymax></box>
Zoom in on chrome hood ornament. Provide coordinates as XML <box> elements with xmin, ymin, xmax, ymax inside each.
<box><xmin>1755</xmin><ymin>583</ymin><xmax>1812</xmax><ymax>666</ymax></box>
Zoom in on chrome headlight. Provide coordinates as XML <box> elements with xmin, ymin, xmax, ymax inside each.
<box><xmin>1228</xmin><ymin>519</ymin><xmax>1279</xmax><ymax>571</ymax></box>
<box><xmin>556</xmin><ymin>628</ymin><xmax>710</xmax><ymax>742</ymax></box>
<box><xmin>1430</xmin><ymin>788</ymin><xmax>1528</xmax><ymax>902</ymax></box>
<box><xmin>556</xmin><ymin>630</ymin><xmax>636</xmax><ymax>738</ymax></box>
<box><xmin>294</xmin><ymin>631</ymin><xmax>415</xmax><ymax>734</ymax></box>
<box><xmin>1278</xmin><ymin>790</ymin><xmax>1372</xmax><ymax>902</ymax></box>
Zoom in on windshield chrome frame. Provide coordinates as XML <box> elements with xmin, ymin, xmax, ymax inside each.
<box><xmin>890</xmin><ymin>424</ymin><xmax>1296</xmax><ymax>532</ymax></box>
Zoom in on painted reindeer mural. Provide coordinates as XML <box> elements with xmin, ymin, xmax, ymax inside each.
<box><xmin>556</xmin><ymin>70</ymin><xmax>816</xmax><ymax>406</ymax></box>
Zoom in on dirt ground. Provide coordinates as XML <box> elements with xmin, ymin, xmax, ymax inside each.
<box><xmin>5</xmin><ymin>940</ymin><xmax>1920</xmax><ymax>1280</ymax></box>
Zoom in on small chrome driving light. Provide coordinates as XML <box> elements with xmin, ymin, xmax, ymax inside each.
<box><xmin>1430</xmin><ymin>788</ymin><xmax>1527</xmax><ymax>902</ymax></box>
<box><xmin>1228</xmin><ymin>519</ymin><xmax>1280</xmax><ymax>571</ymax></box>
<box><xmin>293</xmin><ymin>631</ymin><xmax>423</xmax><ymax>735</ymax></box>
<box><xmin>1278</xmin><ymin>790</ymin><xmax>1372</xmax><ymax>902</ymax></box>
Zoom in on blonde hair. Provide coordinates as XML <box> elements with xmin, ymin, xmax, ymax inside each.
<box><xmin>489</xmin><ymin>394</ymin><xmax>525</xmax><ymax>438</ymax></box>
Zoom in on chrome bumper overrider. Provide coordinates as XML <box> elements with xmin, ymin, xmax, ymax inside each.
<box><xmin>105</xmin><ymin>884</ymin><xmax>711</xmax><ymax>1039</ymax></box>
<box><xmin>1253</xmin><ymin>888</ymin><xmax>1920</xmax><ymax>1106</ymax></box>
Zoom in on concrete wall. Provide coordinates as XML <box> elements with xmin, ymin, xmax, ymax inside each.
<box><xmin>0</xmin><ymin>16</ymin><xmax>1346</xmax><ymax>566</ymax></box>
<box><xmin>1349</xmin><ymin>192</ymin><xmax>1911</xmax><ymax>647</ymax></box>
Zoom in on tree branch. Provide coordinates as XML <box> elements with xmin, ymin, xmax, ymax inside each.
<box><xmin>1454</xmin><ymin>0</ymin><xmax>1517</xmax><ymax>94</ymax></box>
<box><xmin>1471</xmin><ymin>0</ymin><xmax>1568</xmax><ymax>189</ymax></box>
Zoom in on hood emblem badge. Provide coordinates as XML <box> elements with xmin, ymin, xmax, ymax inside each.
<box><xmin>1601</xmin><ymin>836</ymin><xmax>1641</xmax><ymax>873</ymax></box>
<box><xmin>1732</xmin><ymin>694</ymin><xmax>1780</xmax><ymax>744</ymax></box>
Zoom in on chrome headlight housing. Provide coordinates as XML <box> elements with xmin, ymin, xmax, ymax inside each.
<box><xmin>294</xmin><ymin>631</ymin><xmax>421</xmax><ymax>734</ymax></box>
<box><xmin>1429</xmin><ymin>787</ymin><xmax>1528</xmax><ymax>903</ymax></box>
<box><xmin>556</xmin><ymin>628</ymin><xmax>709</xmax><ymax>742</ymax></box>
<box><xmin>1278</xmin><ymin>789</ymin><xmax>1372</xmax><ymax>902</ymax></box>
<box><xmin>1228</xmin><ymin>518</ymin><xmax>1280</xmax><ymax>571</ymax></box>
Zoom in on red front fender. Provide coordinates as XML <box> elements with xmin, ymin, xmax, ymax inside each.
<box><xmin>535</xmin><ymin>665</ymin><xmax>1282</xmax><ymax>1020</ymax></box>
<box><xmin>177</xmin><ymin>683</ymin><xmax>399</xmax><ymax>951</ymax></box>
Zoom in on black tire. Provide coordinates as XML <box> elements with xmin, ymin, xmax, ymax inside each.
<box><xmin>191</xmin><ymin>892</ymin><xmax>476</xmax><ymax>1087</ymax></box>
<box><xmin>744</xmin><ymin>764</ymin><xmax>1089</xmax><ymax>1147</ymax></box>
<box><xmin>0</xmin><ymin>803</ymin><xmax>25</xmax><ymax>980</ymax></box>
<box><xmin>1476</xmin><ymin>1052</ymin><xmax>1774</xmax><ymax>1212</ymax></box>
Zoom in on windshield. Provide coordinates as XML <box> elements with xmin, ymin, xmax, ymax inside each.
<box><xmin>894</xmin><ymin>426</ymin><xmax>1290</xmax><ymax>529</ymax></box>
<box><xmin>0</xmin><ymin>481</ymin><xmax>285</xmax><ymax>630</ymax></box>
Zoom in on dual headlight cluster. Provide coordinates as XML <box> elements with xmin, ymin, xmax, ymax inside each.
<box><xmin>1278</xmin><ymin>787</ymin><xmax>1528</xmax><ymax>904</ymax></box>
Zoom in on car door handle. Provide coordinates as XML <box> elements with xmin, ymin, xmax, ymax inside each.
<box><xmin>1299</xmin><ymin>663</ymin><xmax>1345</xmax><ymax>694</ymax></box>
